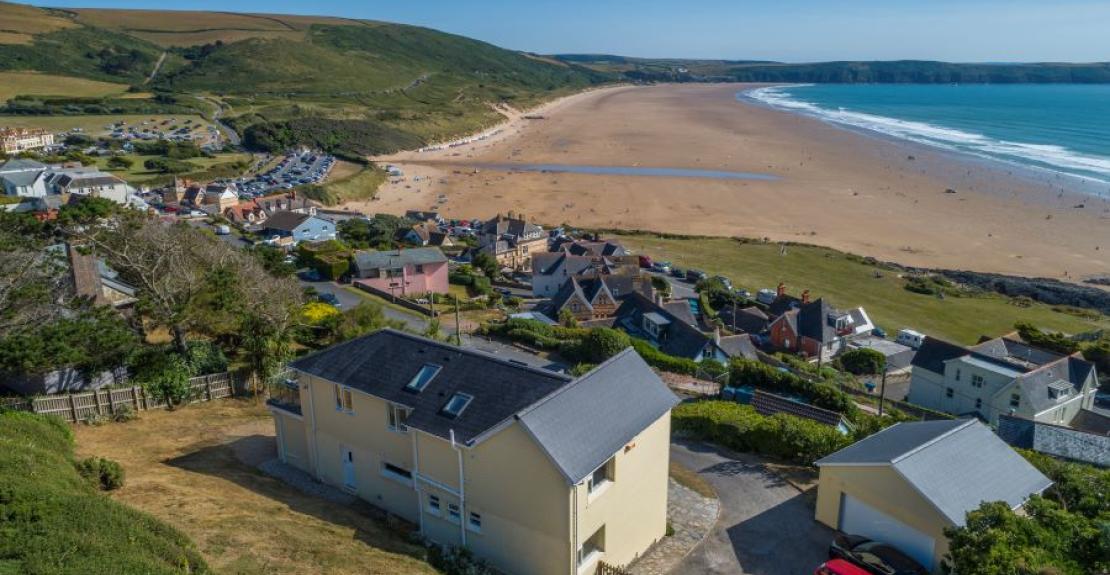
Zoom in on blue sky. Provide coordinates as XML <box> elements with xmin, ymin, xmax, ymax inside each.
<box><xmin>25</xmin><ymin>0</ymin><xmax>1110</xmax><ymax>62</ymax></box>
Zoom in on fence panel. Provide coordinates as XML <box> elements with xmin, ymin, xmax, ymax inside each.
<box><xmin>2</xmin><ymin>372</ymin><xmax>240</xmax><ymax>423</ymax></box>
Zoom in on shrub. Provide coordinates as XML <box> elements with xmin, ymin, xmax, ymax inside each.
<box><xmin>579</xmin><ymin>327</ymin><xmax>631</xmax><ymax>363</ymax></box>
<box><xmin>183</xmin><ymin>339</ymin><xmax>228</xmax><ymax>375</ymax></box>
<box><xmin>630</xmin><ymin>338</ymin><xmax>700</xmax><ymax>375</ymax></box>
<box><xmin>427</xmin><ymin>544</ymin><xmax>495</xmax><ymax>575</ymax></box>
<box><xmin>729</xmin><ymin>358</ymin><xmax>858</xmax><ymax>419</ymax></box>
<box><xmin>672</xmin><ymin>401</ymin><xmax>852</xmax><ymax>465</ymax></box>
<box><xmin>132</xmin><ymin>352</ymin><xmax>194</xmax><ymax>409</ymax></box>
<box><xmin>111</xmin><ymin>403</ymin><xmax>138</xmax><ymax>423</ymax></box>
<box><xmin>77</xmin><ymin>456</ymin><xmax>125</xmax><ymax>491</ymax></box>
<box><xmin>838</xmin><ymin>348</ymin><xmax>886</xmax><ymax>375</ymax></box>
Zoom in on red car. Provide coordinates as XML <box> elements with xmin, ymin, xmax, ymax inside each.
<box><xmin>816</xmin><ymin>559</ymin><xmax>872</xmax><ymax>575</ymax></box>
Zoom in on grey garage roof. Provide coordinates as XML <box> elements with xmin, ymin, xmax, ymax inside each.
<box><xmin>352</xmin><ymin>247</ymin><xmax>448</xmax><ymax>270</ymax></box>
<box><xmin>518</xmin><ymin>348</ymin><xmax>680</xmax><ymax>483</ymax></box>
<box><xmin>818</xmin><ymin>419</ymin><xmax>1052</xmax><ymax>526</ymax></box>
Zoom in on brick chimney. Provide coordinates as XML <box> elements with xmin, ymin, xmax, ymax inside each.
<box><xmin>777</xmin><ymin>282</ymin><xmax>786</xmax><ymax>298</ymax></box>
<box><xmin>801</xmin><ymin>290</ymin><xmax>811</xmax><ymax>305</ymax></box>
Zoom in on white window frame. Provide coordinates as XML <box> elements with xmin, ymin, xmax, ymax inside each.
<box><xmin>447</xmin><ymin>502</ymin><xmax>461</xmax><ymax>524</ymax></box>
<box><xmin>335</xmin><ymin>384</ymin><xmax>353</xmax><ymax>413</ymax></box>
<box><xmin>387</xmin><ymin>404</ymin><xmax>410</xmax><ymax>433</ymax></box>
<box><xmin>380</xmin><ymin>462</ymin><xmax>413</xmax><ymax>486</ymax></box>
<box><xmin>586</xmin><ymin>457</ymin><xmax>615</xmax><ymax>502</ymax></box>
<box><xmin>426</xmin><ymin>493</ymin><xmax>441</xmax><ymax>516</ymax></box>
<box><xmin>576</xmin><ymin>525</ymin><xmax>605</xmax><ymax>572</ymax></box>
<box><xmin>467</xmin><ymin>511</ymin><xmax>482</xmax><ymax>533</ymax></box>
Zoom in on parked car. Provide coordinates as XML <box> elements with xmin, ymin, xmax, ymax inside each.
<box><xmin>871</xmin><ymin>327</ymin><xmax>888</xmax><ymax>338</ymax></box>
<box><xmin>653</xmin><ymin>261</ymin><xmax>672</xmax><ymax>273</ymax></box>
<box><xmin>816</xmin><ymin>559</ymin><xmax>872</xmax><ymax>575</ymax></box>
<box><xmin>828</xmin><ymin>534</ymin><xmax>928</xmax><ymax>575</ymax></box>
<box><xmin>299</xmin><ymin>269</ymin><xmax>323</xmax><ymax>282</ymax></box>
<box><xmin>685</xmin><ymin>269</ymin><xmax>707</xmax><ymax>282</ymax></box>
<box><xmin>318</xmin><ymin>293</ymin><xmax>341</xmax><ymax>308</ymax></box>
<box><xmin>214</xmin><ymin>224</ymin><xmax>231</xmax><ymax>235</ymax></box>
<box><xmin>638</xmin><ymin>254</ymin><xmax>654</xmax><ymax>268</ymax></box>
<box><xmin>670</xmin><ymin>267</ymin><xmax>685</xmax><ymax>278</ymax></box>
<box><xmin>712</xmin><ymin>275</ymin><xmax>733</xmax><ymax>289</ymax></box>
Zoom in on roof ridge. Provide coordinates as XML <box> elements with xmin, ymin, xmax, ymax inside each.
<box><xmin>515</xmin><ymin>347</ymin><xmax>637</xmax><ymax>418</ymax></box>
<box><xmin>890</xmin><ymin>419</ymin><xmax>976</xmax><ymax>464</ymax></box>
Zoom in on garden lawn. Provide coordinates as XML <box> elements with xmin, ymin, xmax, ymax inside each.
<box><xmin>73</xmin><ymin>400</ymin><xmax>436</xmax><ymax>575</ymax></box>
<box><xmin>615</xmin><ymin>233</ymin><xmax>1110</xmax><ymax>345</ymax></box>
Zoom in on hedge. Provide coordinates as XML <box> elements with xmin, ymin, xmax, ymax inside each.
<box><xmin>673</xmin><ymin>401</ymin><xmax>853</xmax><ymax>465</ymax></box>
<box><xmin>630</xmin><ymin>338</ymin><xmax>700</xmax><ymax>375</ymax></box>
<box><xmin>730</xmin><ymin>358</ymin><xmax>859</xmax><ymax>419</ymax></box>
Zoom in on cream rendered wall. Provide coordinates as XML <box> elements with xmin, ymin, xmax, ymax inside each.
<box><xmin>816</xmin><ymin>465</ymin><xmax>951</xmax><ymax>573</ymax></box>
<box><xmin>273</xmin><ymin>409</ymin><xmax>309</xmax><ymax>470</ymax></box>
<box><xmin>573</xmin><ymin>414</ymin><xmax>672</xmax><ymax>573</ymax></box>
<box><xmin>303</xmin><ymin>374</ymin><xmax>419</xmax><ymax>523</ymax></box>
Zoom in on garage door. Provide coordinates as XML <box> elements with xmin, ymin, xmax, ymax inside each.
<box><xmin>839</xmin><ymin>494</ymin><xmax>936</xmax><ymax>570</ymax></box>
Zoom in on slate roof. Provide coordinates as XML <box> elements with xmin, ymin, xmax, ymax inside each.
<box><xmin>263</xmin><ymin>211</ymin><xmax>313</xmax><ymax>232</ymax></box>
<box><xmin>533</xmin><ymin>252</ymin><xmax>595</xmax><ymax>277</ymax></box>
<box><xmin>549</xmin><ymin>276</ymin><xmax>617</xmax><ymax>316</ymax></box>
<box><xmin>1014</xmin><ymin>356</ymin><xmax>1093</xmax><ymax>415</ymax></box>
<box><xmin>910</xmin><ymin>337</ymin><xmax>970</xmax><ymax>374</ymax></box>
<box><xmin>0</xmin><ymin>158</ymin><xmax>46</xmax><ymax>173</ymax></box>
<box><xmin>797</xmin><ymin>298</ymin><xmax>837</xmax><ymax>343</ymax></box>
<box><xmin>553</xmin><ymin>238</ymin><xmax>628</xmax><ymax>258</ymax></box>
<box><xmin>720</xmin><ymin>306</ymin><xmax>770</xmax><ymax>334</ymax></box>
<box><xmin>518</xmin><ymin>348</ymin><xmax>680</xmax><ymax>482</ymax></box>
<box><xmin>352</xmin><ymin>247</ymin><xmax>448</xmax><ymax>271</ymax></box>
<box><xmin>479</xmin><ymin>214</ymin><xmax>543</xmax><ymax>242</ymax></box>
<box><xmin>290</xmin><ymin>330</ymin><xmax>571</xmax><ymax>445</ymax></box>
<box><xmin>970</xmin><ymin>337</ymin><xmax>1064</xmax><ymax>368</ymax></box>
<box><xmin>817</xmin><ymin>419</ymin><xmax>1052</xmax><ymax>526</ymax></box>
<box><xmin>718</xmin><ymin>334</ymin><xmax>758</xmax><ymax>360</ymax></box>
<box><xmin>0</xmin><ymin>169</ymin><xmax>43</xmax><ymax>187</ymax></box>
<box><xmin>615</xmin><ymin>292</ymin><xmax>716</xmax><ymax>360</ymax></box>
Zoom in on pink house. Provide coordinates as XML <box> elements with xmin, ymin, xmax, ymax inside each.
<box><xmin>351</xmin><ymin>247</ymin><xmax>449</xmax><ymax>296</ymax></box>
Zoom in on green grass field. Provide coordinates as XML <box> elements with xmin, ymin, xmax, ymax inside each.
<box><xmin>0</xmin><ymin>71</ymin><xmax>128</xmax><ymax>102</ymax></box>
<box><xmin>614</xmin><ymin>233</ymin><xmax>1110</xmax><ymax>345</ymax></box>
<box><xmin>0</xmin><ymin>113</ymin><xmax>213</xmax><ymax>137</ymax></box>
<box><xmin>96</xmin><ymin>152</ymin><xmax>251</xmax><ymax>184</ymax></box>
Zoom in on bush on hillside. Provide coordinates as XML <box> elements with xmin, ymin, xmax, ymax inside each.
<box><xmin>76</xmin><ymin>457</ymin><xmax>125</xmax><ymax>491</ymax></box>
<box><xmin>672</xmin><ymin>401</ymin><xmax>852</xmax><ymax>465</ymax></box>
<box><xmin>579</xmin><ymin>328</ymin><xmax>631</xmax><ymax>363</ymax></box>
<box><xmin>630</xmin><ymin>338</ymin><xmax>700</xmax><ymax>375</ymax></box>
<box><xmin>0</xmin><ymin>411</ymin><xmax>209</xmax><ymax>573</ymax></box>
<box><xmin>838</xmin><ymin>348</ymin><xmax>886</xmax><ymax>375</ymax></box>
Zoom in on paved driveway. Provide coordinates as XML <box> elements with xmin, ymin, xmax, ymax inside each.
<box><xmin>671</xmin><ymin>441</ymin><xmax>833</xmax><ymax>575</ymax></box>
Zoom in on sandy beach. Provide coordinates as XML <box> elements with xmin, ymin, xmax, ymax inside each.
<box><xmin>359</xmin><ymin>84</ymin><xmax>1110</xmax><ymax>281</ymax></box>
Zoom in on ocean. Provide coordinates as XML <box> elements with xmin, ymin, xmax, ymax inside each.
<box><xmin>743</xmin><ymin>84</ymin><xmax>1110</xmax><ymax>189</ymax></box>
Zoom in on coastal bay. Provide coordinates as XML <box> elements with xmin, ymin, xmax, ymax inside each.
<box><xmin>366</xmin><ymin>83</ymin><xmax>1110</xmax><ymax>282</ymax></box>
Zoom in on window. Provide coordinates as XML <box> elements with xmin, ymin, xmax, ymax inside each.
<box><xmin>405</xmin><ymin>364</ymin><xmax>441</xmax><ymax>393</ymax></box>
<box><xmin>588</xmin><ymin>457</ymin><xmax>614</xmax><ymax>495</ymax></box>
<box><xmin>468</xmin><ymin>511</ymin><xmax>482</xmax><ymax>533</ymax></box>
<box><xmin>448</xmin><ymin>503</ymin><xmax>461</xmax><ymax>522</ymax></box>
<box><xmin>971</xmin><ymin>374</ymin><xmax>984</xmax><ymax>388</ymax></box>
<box><xmin>387</xmin><ymin>404</ymin><xmax>409</xmax><ymax>432</ymax></box>
<box><xmin>945</xmin><ymin>387</ymin><xmax>954</xmax><ymax>399</ymax></box>
<box><xmin>414</xmin><ymin>264</ymin><xmax>424</xmax><ymax>274</ymax></box>
<box><xmin>441</xmin><ymin>392</ymin><xmax>474</xmax><ymax>419</ymax></box>
<box><xmin>382</xmin><ymin>462</ymin><xmax>412</xmax><ymax>483</ymax></box>
<box><xmin>427</xmin><ymin>494</ymin><xmax>441</xmax><ymax>515</ymax></box>
<box><xmin>335</xmin><ymin>385</ymin><xmax>353</xmax><ymax>412</ymax></box>
<box><xmin>955</xmin><ymin>368</ymin><xmax>961</xmax><ymax>381</ymax></box>
<box><xmin>577</xmin><ymin>526</ymin><xmax>605</xmax><ymax>568</ymax></box>
<box><xmin>1010</xmin><ymin>393</ymin><xmax>1021</xmax><ymax>408</ymax></box>
<box><xmin>975</xmin><ymin>398</ymin><xmax>982</xmax><ymax>410</ymax></box>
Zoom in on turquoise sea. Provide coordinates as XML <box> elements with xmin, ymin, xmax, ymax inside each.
<box><xmin>743</xmin><ymin>84</ymin><xmax>1110</xmax><ymax>188</ymax></box>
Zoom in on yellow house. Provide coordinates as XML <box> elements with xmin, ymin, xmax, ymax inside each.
<box><xmin>814</xmin><ymin>419</ymin><xmax>1052</xmax><ymax>573</ymax></box>
<box><xmin>268</xmin><ymin>329</ymin><xmax>679</xmax><ymax>575</ymax></box>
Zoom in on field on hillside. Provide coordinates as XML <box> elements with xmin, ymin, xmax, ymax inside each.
<box><xmin>71</xmin><ymin>8</ymin><xmax>360</xmax><ymax>46</ymax></box>
<box><xmin>74</xmin><ymin>400</ymin><xmax>436</xmax><ymax>575</ymax></box>
<box><xmin>95</xmin><ymin>152</ymin><xmax>252</xmax><ymax>185</ymax></box>
<box><xmin>0</xmin><ymin>2</ymin><xmax>75</xmax><ymax>45</ymax></box>
<box><xmin>0</xmin><ymin>71</ymin><xmax>128</xmax><ymax>102</ymax></box>
<box><xmin>615</xmin><ymin>233</ymin><xmax>1110</xmax><ymax>344</ymax></box>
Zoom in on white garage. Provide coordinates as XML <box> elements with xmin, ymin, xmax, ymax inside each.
<box><xmin>814</xmin><ymin>419</ymin><xmax>1053</xmax><ymax>573</ymax></box>
<box><xmin>838</xmin><ymin>493</ymin><xmax>936</xmax><ymax>569</ymax></box>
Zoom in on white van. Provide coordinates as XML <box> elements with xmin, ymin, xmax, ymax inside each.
<box><xmin>896</xmin><ymin>329</ymin><xmax>926</xmax><ymax>349</ymax></box>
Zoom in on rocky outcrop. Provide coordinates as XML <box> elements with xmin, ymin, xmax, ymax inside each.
<box><xmin>940</xmin><ymin>270</ymin><xmax>1110</xmax><ymax>315</ymax></box>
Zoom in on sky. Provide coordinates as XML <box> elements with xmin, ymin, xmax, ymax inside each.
<box><xmin>25</xmin><ymin>0</ymin><xmax>1110</xmax><ymax>62</ymax></box>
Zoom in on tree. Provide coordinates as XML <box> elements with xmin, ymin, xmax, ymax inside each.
<box><xmin>838</xmin><ymin>348</ymin><xmax>886</xmax><ymax>375</ymax></box>
<box><xmin>338</xmin><ymin>214</ymin><xmax>407</xmax><ymax>249</ymax></box>
<box><xmin>472</xmin><ymin>251</ymin><xmax>499</xmax><ymax>279</ymax></box>
<box><xmin>0</xmin><ymin>212</ymin><xmax>67</xmax><ymax>338</ymax></box>
<box><xmin>106</xmin><ymin>155</ymin><xmax>134</xmax><ymax>170</ymax></box>
<box><xmin>1014</xmin><ymin>322</ymin><xmax>1080</xmax><ymax>355</ymax></box>
<box><xmin>143</xmin><ymin>157</ymin><xmax>192</xmax><ymax>174</ymax></box>
<box><xmin>133</xmin><ymin>351</ymin><xmax>193</xmax><ymax>409</ymax></box>
<box><xmin>580</xmin><ymin>328</ymin><xmax>631</xmax><ymax>363</ymax></box>
<box><xmin>559</xmin><ymin>308</ymin><xmax>578</xmax><ymax>328</ymax></box>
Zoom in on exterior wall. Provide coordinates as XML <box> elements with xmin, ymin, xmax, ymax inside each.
<box><xmin>272</xmin><ymin>409</ymin><xmax>310</xmax><ymax>470</ymax></box>
<box><xmin>533</xmin><ymin>268</ymin><xmax>567</xmax><ymax>298</ymax></box>
<box><xmin>816</xmin><ymin>465</ymin><xmax>951</xmax><ymax>573</ymax></box>
<box><xmin>353</xmin><ymin>261</ymin><xmax>449</xmax><ymax>296</ymax></box>
<box><xmin>488</xmin><ymin>237</ymin><xmax>546</xmax><ymax>271</ymax></box>
<box><xmin>907</xmin><ymin>368</ymin><xmax>949</xmax><ymax>414</ymax></box>
<box><xmin>573</xmin><ymin>414</ymin><xmax>672</xmax><ymax>574</ymax></box>
<box><xmin>769</xmin><ymin>317</ymin><xmax>798</xmax><ymax>352</ymax></box>
<box><xmin>291</xmin><ymin>218</ymin><xmax>336</xmax><ymax>243</ymax></box>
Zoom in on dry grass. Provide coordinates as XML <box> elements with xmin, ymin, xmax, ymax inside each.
<box><xmin>669</xmin><ymin>461</ymin><xmax>717</xmax><ymax>499</ymax></box>
<box><xmin>324</xmin><ymin>159</ymin><xmax>363</xmax><ymax>183</ymax></box>
<box><xmin>69</xmin><ymin>8</ymin><xmax>359</xmax><ymax>47</ymax></box>
<box><xmin>763</xmin><ymin>461</ymin><xmax>820</xmax><ymax>492</ymax></box>
<box><xmin>0</xmin><ymin>113</ymin><xmax>210</xmax><ymax>136</ymax></box>
<box><xmin>0</xmin><ymin>71</ymin><xmax>128</xmax><ymax>103</ymax></box>
<box><xmin>73</xmin><ymin>400</ymin><xmax>436</xmax><ymax>575</ymax></box>
<box><xmin>0</xmin><ymin>2</ymin><xmax>76</xmax><ymax>40</ymax></box>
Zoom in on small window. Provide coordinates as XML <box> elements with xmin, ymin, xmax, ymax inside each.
<box><xmin>971</xmin><ymin>374</ymin><xmax>984</xmax><ymax>388</ymax></box>
<box><xmin>577</xmin><ymin>525</ymin><xmax>605</xmax><ymax>567</ymax></box>
<box><xmin>1010</xmin><ymin>393</ymin><xmax>1021</xmax><ymax>408</ymax></box>
<box><xmin>975</xmin><ymin>398</ymin><xmax>982</xmax><ymax>410</ymax></box>
<box><xmin>441</xmin><ymin>392</ymin><xmax>474</xmax><ymax>419</ymax></box>
<box><xmin>468</xmin><ymin>511</ymin><xmax>482</xmax><ymax>532</ymax></box>
<box><xmin>945</xmin><ymin>387</ymin><xmax>954</xmax><ymax>399</ymax></box>
<box><xmin>405</xmin><ymin>364</ymin><xmax>441</xmax><ymax>393</ymax></box>
<box><xmin>448</xmin><ymin>503</ymin><xmax>461</xmax><ymax>522</ymax></box>
<box><xmin>588</xmin><ymin>457</ymin><xmax>615</xmax><ymax>494</ymax></box>
<box><xmin>335</xmin><ymin>385</ymin><xmax>353</xmax><ymax>412</ymax></box>
<box><xmin>414</xmin><ymin>264</ymin><xmax>424</xmax><ymax>274</ymax></box>
<box><xmin>387</xmin><ymin>404</ymin><xmax>409</xmax><ymax>432</ymax></box>
<box><xmin>955</xmin><ymin>369</ymin><xmax>961</xmax><ymax>381</ymax></box>
<box><xmin>382</xmin><ymin>462</ymin><xmax>412</xmax><ymax>482</ymax></box>
<box><xmin>427</xmin><ymin>494</ymin><xmax>441</xmax><ymax>515</ymax></box>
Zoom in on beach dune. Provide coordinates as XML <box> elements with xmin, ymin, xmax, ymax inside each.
<box><xmin>363</xmin><ymin>84</ymin><xmax>1109</xmax><ymax>281</ymax></box>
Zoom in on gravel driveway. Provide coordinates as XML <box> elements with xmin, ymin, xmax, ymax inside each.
<box><xmin>670</xmin><ymin>440</ymin><xmax>833</xmax><ymax>575</ymax></box>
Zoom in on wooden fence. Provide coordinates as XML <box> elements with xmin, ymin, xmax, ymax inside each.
<box><xmin>0</xmin><ymin>372</ymin><xmax>239</xmax><ymax>423</ymax></box>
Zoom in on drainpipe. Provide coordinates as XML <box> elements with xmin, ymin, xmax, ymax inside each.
<box><xmin>571</xmin><ymin>482</ymin><xmax>579</xmax><ymax>575</ymax></box>
<box><xmin>412</xmin><ymin>428</ymin><xmax>424</xmax><ymax>535</ymax></box>
<box><xmin>450</xmin><ymin>429</ymin><xmax>467</xmax><ymax>547</ymax></box>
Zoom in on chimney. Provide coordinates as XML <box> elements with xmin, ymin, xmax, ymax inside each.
<box><xmin>801</xmin><ymin>290</ymin><xmax>810</xmax><ymax>305</ymax></box>
<box><xmin>777</xmin><ymin>282</ymin><xmax>786</xmax><ymax>298</ymax></box>
<box><xmin>713</xmin><ymin>327</ymin><xmax>721</xmax><ymax>345</ymax></box>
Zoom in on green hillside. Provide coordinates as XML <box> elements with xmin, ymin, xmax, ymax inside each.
<box><xmin>0</xmin><ymin>1</ymin><xmax>610</xmax><ymax>157</ymax></box>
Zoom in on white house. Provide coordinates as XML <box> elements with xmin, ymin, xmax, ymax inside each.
<box><xmin>0</xmin><ymin>159</ymin><xmax>50</xmax><ymax>198</ymax></box>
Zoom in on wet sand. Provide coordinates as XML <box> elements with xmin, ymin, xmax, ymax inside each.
<box><xmin>360</xmin><ymin>83</ymin><xmax>1110</xmax><ymax>281</ymax></box>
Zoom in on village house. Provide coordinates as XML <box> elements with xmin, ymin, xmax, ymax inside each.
<box><xmin>815</xmin><ymin>419</ymin><xmax>1052</xmax><ymax>573</ymax></box>
<box><xmin>1</xmin><ymin>127</ymin><xmax>54</xmax><ymax>154</ymax></box>
<box><xmin>225</xmin><ymin>192</ymin><xmax>315</xmax><ymax>225</ymax></box>
<box><xmin>906</xmin><ymin>334</ymin><xmax>1099</xmax><ymax>427</ymax></box>
<box><xmin>401</xmin><ymin>222</ymin><xmax>454</xmax><ymax>248</ymax></box>
<box><xmin>547</xmin><ymin>277</ymin><xmax>621</xmax><ymax>322</ymax></box>
<box><xmin>532</xmin><ymin>239</ymin><xmax>643</xmax><ymax>299</ymax></box>
<box><xmin>477</xmin><ymin>213</ymin><xmax>546</xmax><ymax>272</ymax></box>
<box><xmin>550</xmin><ymin>236</ymin><xmax>629</xmax><ymax>259</ymax></box>
<box><xmin>1</xmin><ymin>160</ymin><xmax>133</xmax><ymax>205</ymax></box>
<box><xmin>267</xmin><ymin>330</ymin><xmax>679</xmax><ymax>575</ymax></box>
<box><xmin>767</xmin><ymin>295</ymin><xmax>874</xmax><ymax>362</ymax></box>
<box><xmin>613</xmin><ymin>293</ymin><xmax>734</xmax><ymax>363</ymax></box>
<box><xmin>260</xmin><ymin>211</ymin><xmax>336</xmax><ymax>245</ymax></box>
<box><xmin>0</xmin><ymin>158</ymin><xmax>50</xmax><ymax>198</ymax></box>
<box><xmin>350</xmin><ymin>247</ymin><xmax>449</xmax><ymax>297</ymax></box>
